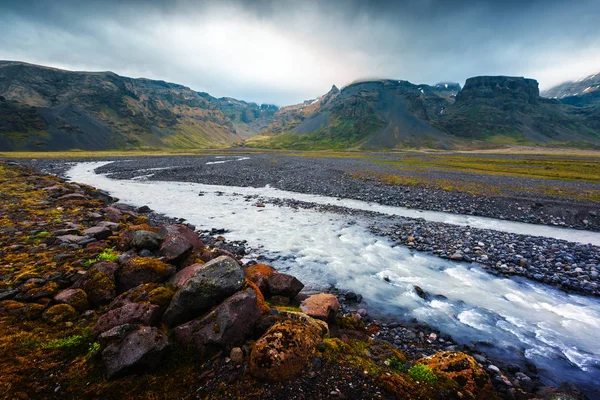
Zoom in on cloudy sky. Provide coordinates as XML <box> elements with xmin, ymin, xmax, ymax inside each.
<box><xmin>1</xmin><ymin>0</ymin><xmax>599</xmax><ymax>105</ymax></box>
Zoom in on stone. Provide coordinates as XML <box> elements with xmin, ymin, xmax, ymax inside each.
<box><xmin>450</xmin><ymin>252</ymin><xmax>464</xmax><ymax>261</ymax></box>
<box><xmin>173</xmin><ymin>288</ymin><xmax>262</xmax><ymax>354</ymax></box>
<box><xmin>249</xmin><ymin>319</ymin><xmax>324</xmax><ymax>382</ymax></box>
<box><xmin>58</xmin><ymin>193</ymin><xmax>87</xmax><ymax>201</ymax></box>
<box><xmin>244</xmin><ymin>263</ymin><xmax>275</xmax><ymax>295</ymax></box>
<box><xmin>42</xmin><ymin>304</ymin><xmax>78</xmax><ymax>324</ymax></box>
<box><xmin>104</xmin><ymin>207</ymin><xmax>123</xmax><ymax>223</ymax></box>
<box><xmin>54</xmin><ymin>288</ymin><xmax>89</xmax><ymax>312</ymax></box>
<box><xmin>267</xmin><ymin>273</ymin><xmax>304</xmax><ymax>298</ymax></box>
<box><xmin>102</xmin><ymin>326</ymin><xmax>169</xmax><ymax>379</ymax></box>
<box><xmin>93</xmin><ymin>303</ymin><xmax>161</xmax><ymax>335</ymax></box>
<box><xmin>300</xmin><ymin>293</ymin><xmax>340</xmax><ymax>321</ymax></box>
<box><xmin>57</xmin><ymin>235</ymin><xmax>87</xmax><ymax>244</ymax></box>
<box><xmin>168</xmin><ymin>263</ymin><xmax>206</xmax><ymax>288</ymax></box>
<box><xmin>116</xmin><ymin>257</ymin><xmax>175</xmax><ymax>293</ymax></box>
<box><xmin>131</xmin><ymin>230</ymin><xmax>161</xmax><ymax>251</ymax></box>
<box><xmin>418</xmin><ymin>351</ymin><xmax>494</xmax><ymax>400</ymax></box>
<box><xmin>74</xmin><ymin>262</ymin><xmax>119</xmax><ymax>307</ymax></box>
<box><xmin>97</xmin><ymin>221</ymin><xmax>120</xmax><ymax>230</ymax></box>
<box><xmin>106</xmin><ymin>283</ymin><xmax>175</xmax><ymax>311</ymax></box>
<box><xmin>230</xmin><ymin>347</ymin><xmax>244</xmax><ymax>363</ymax></box>
<box><xmin>83</xmin><ymin>226</ymin><xmax>112</xmax><ymax>240</ymax></box>
<box><xmin>159</xmin><ymin>224</ymin><xmax>204</xmax><ymax>250</ymax></box>
<box><xmin>159</xmin><ymin>233</ymin><xmax>193</xmax><ymax>264</ymax></box>
<box><xmin>0</xmin><ymin>300</ymin><xmax>45</xmax><ymax>319</ymax></box>
<box><xmin>163</xmin><ymin>256</ymin><xmax>245</xmax><ymax>327</ymax></box>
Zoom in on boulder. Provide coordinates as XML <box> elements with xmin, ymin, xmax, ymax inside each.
<box><xmin>159</xmin><ymin>233</ymin><xmax>193</xmax><ymax>264</ymax></box>
<box><xmin>168</xmin><ymin>264</ymin><xmax>206</xmax><ymax>288</ymax></box>
<box><xmin>83</xmin><ymin>226</ymin><xmax>112</xmax><ymax>240</ymax></box>
<box><xmin>75</xmin><ymin>262</ymin><xmax>119</xmax><ymax>307</ymax></box>
<box><xmin>267</xmin><ymin>273</ymin><xmax>304</xmax><ymax>298</ymax></box>
<box><xmin>107</xmin><ymin>283</ymin><xmax>175</xmax><ymax>311</ymax></box>
<box><xmin>58</xmin><ymin>193</ymin><xmax>87</xmax><ymax>201</ymax></box>
<box><xmin>97</xmin><ymin>221</ymin><xmax>120</xmax><ymax>230</ymax></box>
<box><xmin>42</xmin><ymin>304</ymin><xmax>78</xmax><ymax>324</ymax></box>
<box><xmin>159</xmin><ymin>224</ymin><xmax>204</xmax><ymax>250</ymax></box>
<box><xmin>130</xmin><ymin>230</ymin><xmax>161</xmax><ymax>251</ymax></box>
<box><xmin>163</xmin><ymin>256</ymin><xmax>245</xmax><ymax>327</ymax></box>
<box><xmin>173</xmin><ymin>288</ymin><xmax>262</xmax><ymax>354</ymax></box>
<box><xmin>249</xmin><ymin>319</ymin><xmax>324</xmax><ymax>382</ymax></box>
<box><xmin>102</xmin><ymin>326</ymin><xmax>169</xmax><ymax>379</ymax></box>
<box><xmin>300</xmin><ymin>293</ymin><xmax>340</xmax><ymax>321</ymax></box>
<box><xmin>104</xmin><ymin>207</ymin><xmax>123</xmax><ymax>223</ymax></box>
<box><xmin>418</xmin><ymin>351</ymin><xmax>493</xmax><ymax>400</ymax></box>
<box><xmin>54</xmin><ymin>288</ymin><xmax>89</xmax><ymax>312</ymax></box>
<box><xmin>93</xmin><ymin>303</ymin><xmax>161</xmax><ymax>335</ymax></box>
<box><xmin>116</xmin><ymin>257</ymin><xmax>175</xmax><ymax>292</ymax></box>
<box><xmin>245</xmin><ymin>263</ymin><xmax>275</xmax><ymax>295</ymax></box>
<box><xmin>0</xmin><ymin>300</ymin><xmax>45</xmax><ymax>319</ymax></box>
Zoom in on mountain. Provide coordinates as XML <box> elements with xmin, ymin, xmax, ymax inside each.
<box><xmin>0</xmin><ymin>61</ymin><xmax>246</xmax><ymax>150</ymax></box>
<box><xmin>247</xmin><ymin>76</ymin><xmax>600</xmax><ymax>150</ymax></box>
<box><xmin>198</xmin><ymin>93</ymin><xmax>278</xmax><ymax>139</ymax></box>
<box><xmin>541</xmin><ymin>73</ymin><xmax>600</xmax><ymax>99</ymax></box>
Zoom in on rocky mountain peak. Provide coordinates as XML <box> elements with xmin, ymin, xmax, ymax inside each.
<box><xmin>456</xmin><ymin>76</ymin><xmax>540</xmax><ymax>104</ymax></box>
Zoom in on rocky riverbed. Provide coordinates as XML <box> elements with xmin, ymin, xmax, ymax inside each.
<box><xmin>17</xmin><ymin>153</ymin><xmax>600</xmax><ymax>231</ymax></box>
<box><xmin>0</xmin><ymin>161</ymin><xmax>593</xmax><ymax>400</ymax></box>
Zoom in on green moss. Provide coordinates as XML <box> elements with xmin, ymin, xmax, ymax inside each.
<box><xmin>84</xmin><ymin>248</ymin><xmax>119</xmax><ymax>268</ymax></box>
<box><xmin>408</xmin><ymin>364</ymin><xmax>437</xmax><ymax>384</ymax></box>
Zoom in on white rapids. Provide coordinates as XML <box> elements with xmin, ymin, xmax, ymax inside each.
<box><xmin>67</xmin><ymin>161</ymin><xmax>600</xmax><ymax>393</ymax></box>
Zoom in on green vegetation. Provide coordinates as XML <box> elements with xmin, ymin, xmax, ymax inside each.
<box><xmin>84</xmin><ymin>248</ymin><xmax>119</xmax><ymax>268</ymax></box>
<box><xmin>408</xmin><ymin>364</ymin><xmax>437</xmax><ymax>384</ymax></box>
<box><xmin>385</xmin><ymin>356</ymin><xmax>407</xmax><ymax>373</ymax></box>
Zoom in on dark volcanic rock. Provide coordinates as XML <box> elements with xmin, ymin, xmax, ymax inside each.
<box><xmin>159</xmin><ymin>233</ymin><xmax>193</xmax><ymax>264</ymax></box>
<box><xmin>173</xmin><ymin>288</ymin><xmax>262</xmax><ymax>354</ymax></box>
<box><xmin>267</xmin><ymin>273</ymin><xmax>304</xmax><ymax>298</ymax></box>
<box><xmin>93</xmin><ymin>303</ymin><xmax>161</xmax><ymax>335</ymax></box>
<box><xmin>131</xmin><ymin>230</ymin><xmax>161</xmax><ymax>251</ymax></box>
<box><xmin>102</xmin><ymin>326</ymin><xmax>169</xmax><ymax>379</ymax></box>
<box><xmin>163</xmin><ymin>256</ymin><xmax>245</xmax><ymax>327</ymax></box>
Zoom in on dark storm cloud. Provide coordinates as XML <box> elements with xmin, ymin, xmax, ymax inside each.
<box><xmin>1</xmin><ymin>0</ymin><xmax>599</xmax><ymax>105</ymax></box>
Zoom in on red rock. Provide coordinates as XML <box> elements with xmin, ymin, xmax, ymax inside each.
<box><xmin>159</xmin><ymin>224</ymin><xmax>204</xmax><ymax>250</ymax></box>
<box><xmin>104</xmin><ymin>207</ymin><xmax>123</xmax><ymax>223</ymax></box>
<box><xmin>173</xmin><ymin>288</ymin><xmax>261</xmax><ymax>354</ymax></box>
<box><xmin>58</xmin><ymin>193</ymin><xmax>88</xmax><ymax>201</ymax></box>
<box><xmin>267</xmin><ymin>273</ymin><xmax>304</xmax><ymax>298</ymax></box>
<box><xmin>159</xmin><ymin>233</ymin><xmax>193</xmax><ymax>264</ymax></box>
<box><xmin>168</xmin><ymin>263</ymin><xmax>206</xmax><ymax>288</ymax></box>
<box><xmin>93</xmin><ymin>303</ymin><xmax>161</xmax><ymax>335</ymax></box>
<box><xmin>83</xmin><ymin>226</ymin><xmax>112</xmax><ymax>240</ymax></box>
<box><xmin>300</xmin><ymin>293</ymin><xmax>340</xmax><ymax>321</ymax></box>
<box><xmin>54</xmin><ymin>288</ymin><xmax>89</xmax><ymax>312</ymax></box>
<box><xmin>57</xmin><ymin>234</ymin><xmax>87</xmax><ymax>244</ymax></box>
<box><xmin>102</xmin><ymin>326</ymin><xmax>169</xmax><ymax>379</ymax></box>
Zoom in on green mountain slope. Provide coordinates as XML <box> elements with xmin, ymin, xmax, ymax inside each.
<box><xmin>0</xmin><ymin>61</ymin><xmax>243</xmax><ymax>150</ymax></box>
<box><xmin>248</xmin><ymin>76</ymin><xmax>600</xmax><ymax>150</ymax></box>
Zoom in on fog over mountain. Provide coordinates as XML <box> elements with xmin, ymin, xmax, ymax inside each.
<box><xmin>1</xmin><ymin>0</ymin><xmax>599</xmax><ymax>105</ymax></box>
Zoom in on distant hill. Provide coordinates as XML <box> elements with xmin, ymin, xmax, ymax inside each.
<box><xmin>0</xmin><ymin>61</ymin><xmax>274</xmax><ymax>151</ymax></box>
<box><xmin>247</xmin><ymin>76</ymin><xmax>600</xmax><ymax>150</ymax></box>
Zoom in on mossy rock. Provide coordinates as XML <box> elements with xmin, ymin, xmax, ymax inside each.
<box><xmin>249</xmin><ymin>319</ymin><xmax>324</xmax><ymax>382</ymax></box>
<box><xmin>107</xmin><ymin>283</ymin><xmax>176</xmax><ymax>311</ymax></box>
<box><xmin>0</xmin><ymin>300</ymin><xmax>45</xmax><ymax>319</ymax></box>
<box><xmin>83</xmin><ymin>271</ymin><xmax>117</xmax><ymax>307</ymax></box>
<box><xmin>42</xmin><ymin>304</ymin><xmax>78</xmax><ymax>324</ymax></box>
<box><xmin>418</xmin><ymin>351</ymin><xmax>494</xmax><ymax>400</ymax></box>
<box><xmin>54</xmin><ymin>288</ymin><xmax>89</xmax><ymax>312</ymax></box>
<box><xmin>116</xmin><ymin>257</ymin><xmax>175</xmax><ymax>292</ymax></box>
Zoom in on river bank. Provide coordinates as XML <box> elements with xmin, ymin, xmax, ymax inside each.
<box><xmin>0</xmin><ymin>161</ymin><xmax>551</xmax><ymax>400</ymax></box>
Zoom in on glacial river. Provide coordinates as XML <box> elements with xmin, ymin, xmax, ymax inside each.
<box><xmin>67</xmin><ymin>161</ymin><xmax>600</xmax><ymax>396</ymax></box>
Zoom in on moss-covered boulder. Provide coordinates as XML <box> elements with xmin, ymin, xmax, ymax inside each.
<box><xmin>42</xmin><ymin>304</ymin><xmax>77</xmax><ymax>324</ymax></box>
<box><xmin>76</xmin><ymin>262</ymin><xmax>119</xmax><ymax>307</ymax></box>
<box><xmin>0</xmin><ymin>300</ymin><xmax>45</xmax><ymax>319</ymax></box>
<box><xmin>244</xmin><ymin>263</ymin><xmax>275</xmax><ymax>295</ymax></box>
<box><xmin>116</xmin><ymin>257</ymin><xmax>175</xmax><ymax>293</ymax></box>
<box><xmin>107</xmin><ymin>283</ymin><xmax>175</xmax><ymax>311</ymax></box>
<box><xmin>54</xmin><ymin>288</ymin><xmax>89</xmax><ymax>312</ymax></box>
<box><xmin>419</xmin><ymin>351</ymin><xmax>493</xmax><ymax>400</ymax></box>
<box><xmin>249</xmin><ymin>318</ymin><xmax>325</xmax><ymax>382</ymax></box>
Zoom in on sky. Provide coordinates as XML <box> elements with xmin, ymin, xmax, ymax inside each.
<box><xmin>1</xmin><ymin>0</ymin><xmax>599</xmax><ymax>106</ymax></box>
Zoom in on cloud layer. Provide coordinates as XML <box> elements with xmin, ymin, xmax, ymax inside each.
<box><xmin>1</xmin><ymin>0</ymin><xmax>599</xmax><ymax>105</ymax></box>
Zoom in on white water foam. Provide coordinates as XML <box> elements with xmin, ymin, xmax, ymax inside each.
<box><xmin>67</xmin><ymin>162</ymin><xmax>600</xmax><ymax>392</ymax></box>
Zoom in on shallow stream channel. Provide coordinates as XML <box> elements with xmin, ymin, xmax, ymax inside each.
<box><xmin>67</xmin><ymin>161</ymin><xmax>600</xmax><ymax>396</ymax></box>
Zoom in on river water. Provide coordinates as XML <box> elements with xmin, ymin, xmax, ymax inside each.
<box><xmin>67</xmin><ymin>161</ymin><xmax>600</xmax><ymax>396</ymax></box>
